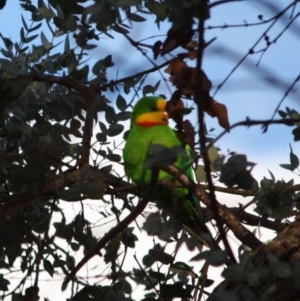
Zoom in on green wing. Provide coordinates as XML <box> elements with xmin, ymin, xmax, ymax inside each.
<box><xmin>123</xmin><ymin>124</ymin><xmax>182</xmax><ymax>183</ymax></box>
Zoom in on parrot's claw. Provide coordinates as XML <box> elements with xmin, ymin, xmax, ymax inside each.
<box><xmin>159</xmin><ymin>178</ymin><xmax>173</xmax><ymax>190</ymax></box>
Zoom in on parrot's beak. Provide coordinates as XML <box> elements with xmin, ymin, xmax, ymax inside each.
<box><xmin>163</xmin><ymin>111</ymin><xmax>169</xmax><ymax>124</ymax></box>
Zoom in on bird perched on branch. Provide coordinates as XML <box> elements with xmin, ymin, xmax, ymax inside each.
<box><xmin>123</xmin><ymin>96</ymin><xmax>213</xmax><ymax>248</ymax></box>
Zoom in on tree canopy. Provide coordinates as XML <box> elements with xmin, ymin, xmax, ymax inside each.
<box><xmin>0</xmin><ymin>0</ymin><xmax>300</xmax><ymax>300</ymax></box>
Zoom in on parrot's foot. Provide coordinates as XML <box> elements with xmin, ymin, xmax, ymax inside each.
<box><xmin>158</xmin><ymin>178</ymin><xmax>174</xmax><ymax>190</ymax></box>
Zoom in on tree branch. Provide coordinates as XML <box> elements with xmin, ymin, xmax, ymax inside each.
<box><xmin>195</xmin><ymin>1</ymin><xmax>236</xmax><ymax>262</ymax></box>
<box><xmin>62</xmin><ymin>168</ymin><xmax>159</xmax><ymax>288</ymax></box>
<box><xmin>162</xmin><ymin>165</ymin><xmax>263</xmax><ymax>250</ymax></box>
<box><xmin>207</xmin><ymin>215</ymin><xmax>300</xmax><ymax>301</ymax></box>
<box><xmin>209</xmin><ymin>117</ymin><xmax>300</xmax><ymax>148</ymax></box>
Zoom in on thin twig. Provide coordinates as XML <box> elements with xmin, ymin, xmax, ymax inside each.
<box><xmin>208</xmin><ymin>117</ymin><xmax>300</xmax><ymax>149</ymax></box>
<box><xmin>264</xmin><ymin>73</ymin><xmax>300</xmax><ymax>132</ymax></box>
<box><xmin>133</xmin><ymin>254</ymin><xmax>160</xmax><ymax>296</ymax></box>
<box><xmin>212</xmin><ymin>1</ymin><xmax>296</xmax><ymax>96</ymax></box>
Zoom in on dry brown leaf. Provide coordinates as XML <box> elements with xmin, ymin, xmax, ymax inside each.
<box><xmin>207</xmin><ymin>100</ymin><xmax>230</xmax><ymax>132</ymax></box>
<box><xmin>165</xmin><ymin>60</ymin><xmax>212</xmax><ymax>98</ymax></box>
<box><xmin>187</xmin><ymin>49</ymin><xmax>198</xmax><ymax>60</ymax></box>
<box><xmin>201</xmin><ymin>70</ymin><xmax>212</xmax><ymax>91</ymax></box>
<box><xmin>181</xmin><ymin>120</ymin><xmax>196</xmax><ymax>153</ymax></box>
<box><xmin>164</xmin><ymin>59</ymin><xmax>187</xmax><ymax>76</ymax></box>
<box><xmin>166</xmin><ymin>90</ymin><xmax>185</xmax><ymax>124</ymax></box>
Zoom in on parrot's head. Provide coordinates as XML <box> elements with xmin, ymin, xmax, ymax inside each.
<box><xmin>131</xmin><ymin>96</ymin><xmax>169</xmax><ymax>127</ymax></box>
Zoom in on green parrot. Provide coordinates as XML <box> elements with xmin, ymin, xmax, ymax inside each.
<box><xmin>123</xmin><ymin>96</ymin><xmax>213</xmax><ymax>248</ymax></box>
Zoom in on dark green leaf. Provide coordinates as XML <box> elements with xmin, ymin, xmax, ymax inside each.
<box><xmin>64</xmin><ymin>34</ymin><xmax>70</xmax><ymax>51</ymax></box>
<box><xmin>105</xmin><ymin>106</ymin><xmax>117</xmax><ymax>124</ymax></box>
<box><xmin>43</xmin><ymin>259</ymin><xmax>54</xmax><ymax>277</ymax></box>
<box><xmin>0</xmin><ymin>34</ymin><xmax>13</xmax><ymax>50</ymax></box>
<box><xmin>124</xmin><ymin>76</ymin><xmax>143</xmax><ymax>94</ymax></box>
<box><xmin>0</xmin><ymin>0</ymin><xmax>6</xmax><ymax>10</ymax></box>
<box><xmin>38</xmin><ymin>7</ymin><xmax>54</xmax><ymax>20</ymax></box>
<box><xmin>53</xmin><ymin>17</ymin><xmax>67</xmax><ymax>31</ymax></box>
<box><xmin>278</xmin><ymin>110</ymin><xmax>287</xmax><ymax>118</ymax></box>
<box><xmin>56</xmin><ymin>4</ymin><xmax>64</xmax><ymax>19</ymax></box>
<box><xmin>106</xmin><ymin>152</ymin><xmax>121</xmax><ymax>162</ymax></box>
<box><xmin>58</xmin><ymin>182</ymin><xmax>107</xmax><ymax>201</ymax></box>
<box><xmin>84</xmin><ymin>44</ymin><xmax>97</xmax><ymax>50</ymax></box>
<box><xmin>143</xmin><ymin>84</ymin><xmax>155</xmax><ymax>95</ymax></box>
<box><xmin>279</xmin><ymin>164</ymin><xmax>294</xmax><ymax>171</ymax></box>
<box><xmin>143</xmin><ymin>212</ymin><xmax>162</xmax><ymax>236</ymax></box>
<box><xmin>41</xmin><ymin>31</ymin><xmax>52</xmax><ymax>49</ymax></box>
<box><xmin>104</xmin><ymin>235</ymin><xmax>121</xmax><ymax>264</ymax></box>
<box><xmin>1</xmin><ymin>48</ymin><xmax>12</xmax><ymax>58</ymax></box>
<box><xmin>215</xmin><ymin>288</ymin><xmax>239</xmax><ymax>301</ymax></box>
<box><xmin>266</xmin><ymin>252</ymin><xmax>279</xmax><ymax>263</ymax></box>
<box><xmin>123</xmin><ymin>129</ymin><xmax>130</xmax><ymax>140</ymax></box>
<box><xmin>24</xmin><ymin>34</ymin><xmax>39</xmax><ymax>44</ymax></box>
<box><xmin>103</xmin><ymin>54</ymin><xmax>114</xmax><ymax>68</ymax></box>
<box><xmin>53</xmin><ymin>259</ymin><xmax>66</xmax><ymax>268</ymax></box>
<box><xmin>21</xmin><ymin>15</ymin><xmax>28</xmax><ymax>31</ymax></box>
<box><xmin>0</xmin><ymin>274</ymin><xmax>10</xmax><ymax>291</ymax></box>
<box><xmin>293</xmin><ymin>127</ymin><xmax>300</xmax><ymax>141</ymax></box>
<box><xmin>20</xmin><ymin>27</ymin><xmax>26</xmax><ymax>42</ymax></box>
<box><xmin>107</xmin><ymin>123</ymin><xmax>124</xmax><ymax>137</ymax></box>
<box><xmin>220</xmin><ymin>154</ymin><xmax>257</xmax><ymax>190</ymax></box>
<box><xmin>170</xmin><ymin>262</ymin><xmax>197</xmax><ymax>278</ymax></box>
<box><xmin>71</xmin><ymin>65</ymin><xmax>89</xmax><ymax>80</ymax></box>
<box><xmin>96</xmin><ymin>133</ymin><xmax>107</xmax><ymax>143</ymax></box>
<box><xmin>149</xmin><ymin>249</ymin><xmax>173</xmax><ymax>265</ymax></box>
<box><xmin>0</xmin><ymin>76</ymin><xmax>32</xmax><ymax>108</ymax></box>
<box><xmin>146</xmin><ymin>1</ymin><xmax>168</xmax><ymax>21</ymax></box>
<box><xmin>20</xmin><ymin>256</ymin><xmax>27</xmax><ymax>273</ymax></box>
<box><xmin>268</xmin><ymin>169</ymin><xmax>276</xmax><ymax>181</ymax></box>
<box><xmin>99</xmin><ymin>121</ymin><xmax>107</xmax><ymax>134</ymax></box>
<box><xmin>148</xmin><ymin>270</ymin><xmax>166</xmax><ymax>282</ymax></box>
<box><xmin>161</xmin><ymin>283</ymin><xmax>192</xmax><ymax>299</ymax></box>
<box><xmin>116</xmin><ymin>94</ymin><xmax>127</xmax><ymax>111</ymax></box>
<box><xmin>190</xmin><ymin>250</ymin><xmax>228</xmax><ymax>266</ymax></box>
<box><xmin>28</xmin><ymin>45</ymin><xmax>47</xmax><ymax>62</ymax></box>
<box><xmin>117</xmin><ymin>111</ymin><xmax>131</xmax><ymax>121</ymax></box>
<box><xmin>222</xmin><ymin>265</ymin><xmax>244</xmax><ymax>282</ymax></box>
<box><xmin>114</xmin><ymin>280</ymin><xmax>132</xmax><ymax>294</ymax></box>
<box><xmin>111</xmin><ymin>24</ymin><xmax>130</xmax><ymax>34</ymax></box>
<box><xmin>120</xmin><ymin>227</ymin><xmax>138</xmax><ymax>248</ymax></box>
<box><xmin>70</xmin><ymin>285</ymin><xmax>125</xmax><ymax>301</ymax></box>
<box><xmin>28</xmin><ymin>22</ymin><xmax>42</xmax><ymax>33</ymax></box>
<box><xmin>290</xmin><ymin>144</ymin><xmax>299</xmax><ymax>170</ymax></box>
<box><xmin>128</xmin><ymin>13</ymin><xmax>146</xmax><ymax>22</ymax></box>
<box><xmin>66</xmin><ymin>15</ymin><xmax>77</xmax><ymax>31</ymax></box>
<box><xmin>271</xmin><ymin>208</ymin><xmax>296</xmax><ymax>219</ymax></box>
<box><xmin>269</xmin><ymin>261</ymin><xmax>291</xmax><ymax>278</ymax></box>
<box><xmin>70</xmin><ymin>119</ymin><xmax>81</xmax><ymax>131</ymax></box>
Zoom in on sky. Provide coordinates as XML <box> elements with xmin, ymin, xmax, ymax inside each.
<box><xmin>1</xmin><ymin>0</ymin><xmax>300</xmax><ymax>300</ymax></box>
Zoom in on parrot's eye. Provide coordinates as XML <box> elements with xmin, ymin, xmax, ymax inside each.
<box><xmin>150</xmin><ymin>106</ymin><xmax>157</xmax><ymax>112</ymax></box>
